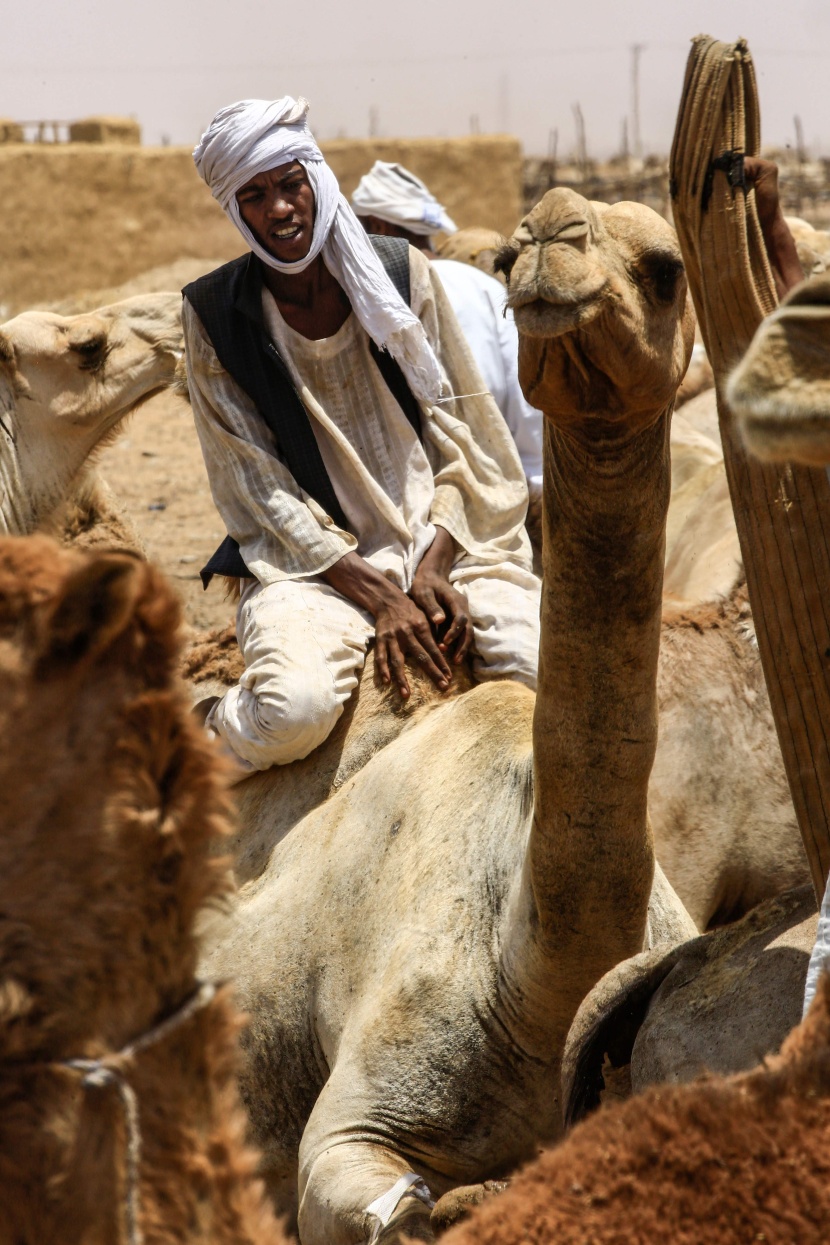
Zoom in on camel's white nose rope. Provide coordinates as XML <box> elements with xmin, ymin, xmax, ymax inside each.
<box><xmin>365</xmin><ymin>1171</ymin><xmax>435</xmax><ymax>1243</ymax></box>
<box><xmin>56</xmin><ymin>980</ymin><xmax>218</xmax><ymax>1245</ymax></box>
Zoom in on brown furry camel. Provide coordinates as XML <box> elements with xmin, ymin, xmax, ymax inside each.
<box><xmin>0</xmin><ymin>535</ymin><xmax>286</xmax><ymax>1244</ymax></box>
<box><xmin>437</xmin><ymin>970</ymin><xmax>830</xmax><ymax>1244</ymax></box>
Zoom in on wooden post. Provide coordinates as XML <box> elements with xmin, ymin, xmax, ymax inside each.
<box><xmin>670</xmin><ymin>36</ymin><xmax>830</xmax><ymax>902</ymax></box>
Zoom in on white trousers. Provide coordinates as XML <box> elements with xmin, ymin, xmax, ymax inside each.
<box><xmin>208</xmin><ymin>568</ymin><xmax>541</xmax><ymax>770</ymax></box>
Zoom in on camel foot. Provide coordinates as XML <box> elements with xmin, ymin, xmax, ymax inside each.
<box><xmin>375</xmin><ymin>1193</ymin><xmax>435</xmax><ymax>1243</ymax></box>
<box><xmin>430</xmin><ymin>1182</ymin><xmax>510</xmax><ymax>1233</ymax></box>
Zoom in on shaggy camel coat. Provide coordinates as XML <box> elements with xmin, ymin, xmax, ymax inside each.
<box><xmin>441</xmin><ymin>972</ymin><xmax>830</xmax><ymax>1244</ymax></box>
<box><xmin>0</xmin><ymin>536</ymin><xmax>286</xmax><ymax>1245</ymax></box>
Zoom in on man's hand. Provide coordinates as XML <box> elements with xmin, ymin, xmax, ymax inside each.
<box><xmin>744</xmin><ymin>157</ymin><xmax>803</xmax><ymax>300</ymax></box>
<box><xmin>373</xmin><ymin>591</ymin><xmax>452</xmax><ymax>698</ymax></box>
<box><xmin>322</xmin><ymin>550</ymin><xmax>451</xmax><ymax>699</ymax></box>
<box><xmin>410</xmin><ymin>526</ymin><xmax>474</xmax><ymax>667</ymax></box>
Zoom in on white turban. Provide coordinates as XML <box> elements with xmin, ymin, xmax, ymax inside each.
<box><xmin>193</xmin><ymin>98</ymin><xmax>443</xmax><ymax>402</ymax></box>
<box><xmin>351</xmin><ymin>162</ymin><xmax>458</xmax><ymax>236</ymax></box>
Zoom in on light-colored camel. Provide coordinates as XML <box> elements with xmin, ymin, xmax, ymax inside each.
<box><xmin>185</xmin><ymin>393</ymin><xmax>806</xmax><ymax>932</ymax></box>
<box><xmin>199</xmin><ymin>186</ymin><xmax>697</xmax><ymax>1244</ymax></box>
<box><xmin>0</xmin><ymin>294</ymin><xmax>184</xmax><ymax>539</ymax></box>
<box><xmin>2</xmin><ymin>275</ymin><xmax>805</xmax><ymax>930</ymax></box>
<box><xmin>728</xmin><ymin>271</ymin><xmax>830</xmax><ymax>465</ymax></box>
<box><xmin>785</xmin><ymin>215</ymin><xmax>830</xmax><ymax>279</ymax></box>
<box><xmin>436</xmin><ymin>227</ymin><xmax>504</xmax><ymax>282</ymax></box>
<box><xmin>0</xmin><ymin>535</ymin><xmax>287</xmax><ymax>1244</ymax></box>
<box><xmin>1</xmin><ymin>283</ymin><xmax>803</xmax><ymax>931</ymax></box>
<box><xmin>561</xmin><ymin>883</ymin><xmax>816</xmax><ymax>1128</ymax></box>
<box><xmin>437</xmin><ymin>968</ymin><xmax>830</xmax><ymax>1244</ymax></box>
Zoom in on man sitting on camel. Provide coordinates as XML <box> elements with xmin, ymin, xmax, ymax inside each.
<box><xmin>184</xmin><ymin>97</ymin><xmax>539</xmax><ymax>775</ymax></box>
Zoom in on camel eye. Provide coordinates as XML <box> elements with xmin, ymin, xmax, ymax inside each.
<box><xmin>639</xmin><ymin>253</ymin><xmax>684</xmax><ymax>303</ymax></box>
<box><xmin>70</xmin><ymin>334</ymin><xmax>107</xmax><ymax>371</ymax></box>
<box><xmin>494</xmin><ymin>240</ymin><xmax>520</xmax><ymax>284</ymax></box>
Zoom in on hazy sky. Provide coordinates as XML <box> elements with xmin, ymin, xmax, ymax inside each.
<box><xmin>5</xmin><ymin>1</ymin><xmax>830</xmax><ymax>157</ymax></box>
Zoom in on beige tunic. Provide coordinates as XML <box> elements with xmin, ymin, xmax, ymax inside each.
<box><xmin>183</xmin><ymin>246</ymin><xmax>532</xmax><ymax>589</ymax></box>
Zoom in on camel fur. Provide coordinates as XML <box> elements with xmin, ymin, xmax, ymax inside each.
<box><xmin>0</xmin><ymin>534</ymin><xmax>286</xmax><ymax>1245</ymax></box>
<box><xmin>2</xmin><ymin>281</ymin><xmax>804</xmax><ymax>932</ymax></box>
<box><xmin>200</xmin><ymin>187</ymin><xmax>698</xmax><ymax>1244</ymax></box>
<box><xmin>438</xmin><ymin>969</ymin><xmax>830</xmax><ymax>1244</ymax></box>
<box><xmin>728</xmin><ymin>271</ymin><xmax>830</xmax><ymax>466</ymax></box>
<box><xmin>0</xmin><ymin>294</ymin><xmax>184</xmax><ymax>539</ymax></box>
<box><xmin>561</xmin><ymin>883</ymin><xmax>816</xmax><ymax>1128</ymax></box>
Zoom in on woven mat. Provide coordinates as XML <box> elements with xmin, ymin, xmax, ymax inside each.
<box><xmin>670</xmin><ymin>35</ymin><xmax>830</xmax><ymax>900</ymax></box>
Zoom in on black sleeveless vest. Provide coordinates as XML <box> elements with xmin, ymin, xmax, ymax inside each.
<box><xmin>183</xmin><ymin>235</ymin><xmax>422</xmax><ymax>585</ymax></box>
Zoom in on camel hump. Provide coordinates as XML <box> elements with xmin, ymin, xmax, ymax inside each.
<box><xmin>561</xmin><ymin>941</ymin><xmax>691</xmax><ymax>1128</ymax></box>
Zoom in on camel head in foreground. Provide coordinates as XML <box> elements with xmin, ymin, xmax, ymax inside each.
<box><xmin>494</xmin><ymin>189</ymin><xmax>695</xmax><ymax>1024</ymax></box>
<box><xmin>727</xmin><ymin>272</ymin><xmax>830</xmax><ymax>466</ymax></box>
<box><xmin>0</xmin><ymin>295</ymin><xmax>183</xmax><ymax>536</ymax></box>
<box><xmin>498</xmin><ymin>187</ymin><xmax>693</xmax><ymax>433</ymax></box>
<box><xmin>0</xmin><ymin>535</ymin><xmax>283</xmax><ymax>1244</ymax></box>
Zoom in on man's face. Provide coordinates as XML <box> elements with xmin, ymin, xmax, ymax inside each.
<box><xmin>236</xmin><ymin>161</ymin><xmax>315</xmax><ymax>263</ymax></box>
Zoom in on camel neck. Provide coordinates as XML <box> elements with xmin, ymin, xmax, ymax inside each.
<box><xmin>504</xmin><ymin>408</ymin><xmax>670</xmax><ymax>1057</ymax></box>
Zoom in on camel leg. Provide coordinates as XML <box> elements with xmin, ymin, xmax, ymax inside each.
<box><xmin>297</xmin><ymin>1139</ymin><xmax>435</xmax><ymax>1245</ymax></box>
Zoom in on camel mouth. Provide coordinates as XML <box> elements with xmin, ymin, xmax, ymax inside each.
<box><xmin>512</xmin><ymin>296</ymin><xmax>604</xmax><ymax>340</ymax></box>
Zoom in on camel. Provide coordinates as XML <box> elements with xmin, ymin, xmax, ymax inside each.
<box><xmin>0</xmin><ymin>285</ymin><xmax>804</xmax><ymax>932</ymax></box>
<box><xmin>436</xmin><ymin>969</ymin><xmax>830</xmax><ymax>1244</ymax></box>
<box><xmin>0</xmin><ymin>294</ymin><xmax>184</xmax><ymax>542</ymax></box>
<box><xmin>186</xmin><ymin>400</ymin><xmax>805</xmax><ymax>933</ymax></box>
<box><xmin>198</xmin><ymin>185</ymin><xmax>698</xmax><ymax>1244</ymax></box>
<box><xmin>728</xmin><ymin>271</ymin><xmax>830</xmax><ymax>466</ymax></box>
<box><xmin>436</xmin><ymin>227</ymin><xmax>504</xmax><ymax>282</ymax></box>
<box><xmin>561</xmin><ymin>882</ymin><xmax>817</xmax><ymax>1129</ymax></box>
<box><xmin>0</xmin><ymin>535</ymin><xmax>286</xmax><ymax>1244</ymax></box>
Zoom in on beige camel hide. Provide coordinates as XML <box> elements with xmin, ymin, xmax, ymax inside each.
<box><xmin>201</xmin><ymin>188</ymin><xmax>696</xmax><ymax>1245</ymax></box>
<box><xmin>0</xmin><ymin>294</ymin><xmax>183</xmax><ymax>536</ymax></box>
<box><xmin>437</xmin><ymin>227</ymin><xmax>505</xmax><ymax>282</ymax></box>
<box><xmin>728</xmin><ymin>272</ymin><xmax>830</xmax><ymax>465</ymax></box>
<box><xmin>563</xmin><ymin>884</ymin><xmax>817</xmax><ymax>1127</ymax></box>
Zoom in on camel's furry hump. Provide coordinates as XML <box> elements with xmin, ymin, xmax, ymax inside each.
<box><xmin>0</xmin><ymin>535</ymin><xmax>286</xmax><ymax>1245</ymax></box>
<box><xmin>442</xmin><ymin>971</ymin><xmax>830</xmax><ymax>1244</ymax></box>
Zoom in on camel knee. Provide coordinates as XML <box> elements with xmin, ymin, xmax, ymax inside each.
<box><xmin>298</xmin><ymin>1144</ymin><xmax>435</xmax><ymax>1245</ymax></box>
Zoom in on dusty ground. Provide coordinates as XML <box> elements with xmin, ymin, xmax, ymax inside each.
<box><xmin>97</xmin><ymin>389</ymin><xmax>236</xmax><ymax>634</ymax></box>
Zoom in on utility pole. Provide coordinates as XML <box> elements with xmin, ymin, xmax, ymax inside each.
<box><xmin>630</xmin><ymin>43</ymin><xmax>645</xmax><ymax>158</ymax></box>
<box><xmin>794</xmin><ymin>114</ymin><xmax>806</xmax><ymax>216</ymax></box>
<box><xmin>572</xmin><ymin>102</ymin><xmax>587</xmax><ymax>178</ymax></box>
<box><xmin>547</xmin><ymin>127</ymin><xmax>558</xmax><ymax>189</ymax></box>
<box><xmin>369</xmin><ymin>106</ymin><xmax>379</xmax><ymax>138</ymax></box>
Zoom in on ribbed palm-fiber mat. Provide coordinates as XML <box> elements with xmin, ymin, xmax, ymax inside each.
<box><xmin>670</xmin><ymin>35</ymin><xmax>830</xmax><ymax>901</ymax></box>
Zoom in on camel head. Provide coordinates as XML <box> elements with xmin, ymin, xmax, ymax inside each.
<box><xmin>0</xmin><ymin>535</ymin><xmax>229</xmax><ymax>1060</ymax></box>
<box><xmin>0</xmin><ymin>293</ymin><xmax>183</xmax><ymax>534</ymax></box>
<box><xmin>727</xmin><ymin>273</ymin><xmax>830</xmax><ymax>467</ymax></box>
<box><xmin>497</xmin><ymin>188</ymin><xmax>694</xmax><ymax>437</ymax></box>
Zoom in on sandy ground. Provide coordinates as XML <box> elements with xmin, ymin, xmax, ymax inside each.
<box><xmin>97</xmin><ymin>389</ymin><xmax>237</xmax><ymax>635</ymax></box>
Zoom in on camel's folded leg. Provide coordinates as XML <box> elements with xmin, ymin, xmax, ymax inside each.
<box><xmin>298</xmin><ymin>1138</ymin><xmax>436</xmax><ymax>1245</ymax></box>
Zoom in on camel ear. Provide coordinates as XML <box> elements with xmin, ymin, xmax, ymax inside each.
<box><xmin>40</xmin><ymin>553</ymin><xmax>144</xmax><ymax>667</ymax></box>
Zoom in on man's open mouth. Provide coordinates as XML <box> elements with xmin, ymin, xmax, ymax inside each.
<box><xmin>271</xmin><ymin>224</ymin><xmax>302</xmax><ymax>240</ymax></box>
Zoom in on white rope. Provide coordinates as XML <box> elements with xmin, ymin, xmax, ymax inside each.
<box><xmin>57</xmin><ymin>980</ymin><xmax>217</xmax><ymax>1245</ymax></box>
<box><xmin>433</xmin><ymin>391</ymin><xmax>491</xmax><ymax>403</ymax></box>
<box><xmin>365</xmin><ymin>1171</ymin><xmax>435</xmax><ymax>1244</ymax></box>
